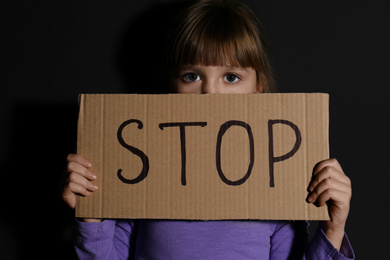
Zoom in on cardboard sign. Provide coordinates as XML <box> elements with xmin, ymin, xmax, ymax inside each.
<box><xmin>76</xmin><ymin>93</ymin><xmax>330</xmax><ymax>220</ymax></box>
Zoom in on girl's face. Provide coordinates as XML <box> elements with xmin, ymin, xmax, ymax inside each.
<box><xmin>176</xmin><ymin>65</ymin><xmax>261</xmax><ymax>94</ymax></box>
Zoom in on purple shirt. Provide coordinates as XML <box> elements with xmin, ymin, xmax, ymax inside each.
<box><xmin>74</xmin><ymin>219</ymin><xmax>354</xmax><ymax>259</ymax></box>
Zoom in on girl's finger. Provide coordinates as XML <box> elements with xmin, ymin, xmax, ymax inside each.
<box><xmin>67</xmin><ymin>161</ymin><xmax>96</xmax><ymax>181</ymax></box>
<box><xmin>313</xmin><ymin>158</ymin><xmax>343</xmax><ymax>176</ymax></box>
<box><xmin>67</xmin><ymin>153</ymin><xmax>93</xmax><ymax>168</ymax></box>
<box><xmin>66</xmin><ymin>181</ymin><xmax>91</xmax><ymax>197</ymax></box>
<box><xmin>307</xmin><ymin>177</ymin><xmax>350</xmax><ymax>204</ymax></box>
<box><xmin>309</xmin><ymin>188</ymin><xmax>351</xmax><ymax>208</ymax></box>
<box><xmin>308</xmin><ymin>166</ymin><xmax>350</xmax><ymax>192</ymax></box>
<box><xmin>68</xmin><ymin>172</ymin><xmax>98</xmax><ymax>192</ymax></box>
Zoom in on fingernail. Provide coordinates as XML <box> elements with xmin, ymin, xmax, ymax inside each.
<box><xmin>90</xmin><ymin>184</ymin><xmax>98</xmax><ymax>191</ymax></box>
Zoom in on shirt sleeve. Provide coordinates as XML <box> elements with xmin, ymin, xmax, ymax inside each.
<box><xmin>74</xmin><ymin>219</ymin><xmax>136</xmax><ymax>260</ymax></box>
<box><xmin>304</xmin><ymin>226</ymin><xmax>355</xmax><ymax>260</ymax></box>
<box><xmin>270</xmin><ymin>221</ymin><xmax>355</xmax><ymax>260</ymax></box>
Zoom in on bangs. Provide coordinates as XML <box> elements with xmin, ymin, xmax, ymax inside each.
<box><xmin>167</xmin><ymin>0</ymin><xmax>276</xmax><ymax>93</ymax></box>
<box><xmin>170</xmin><ymin>3</ymin><xmax>263</xmax><ymax>70</ymax></box>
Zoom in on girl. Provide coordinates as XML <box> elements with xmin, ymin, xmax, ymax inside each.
<box><xmin>63</xmin><ymin>0</ymin><xmax>354</xmax><ymax>259</ymax></box>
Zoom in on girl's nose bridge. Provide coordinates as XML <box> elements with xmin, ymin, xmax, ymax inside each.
<box><xmin>202</xmin><ymin>80</ymin><xmax>219</xmax><ymax>94</ymax></box>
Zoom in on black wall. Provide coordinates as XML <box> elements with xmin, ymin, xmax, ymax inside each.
<box><xmin>1</xmin><ymin>0</ymin><xmax>389</xmax><ymax>259</ymax></box>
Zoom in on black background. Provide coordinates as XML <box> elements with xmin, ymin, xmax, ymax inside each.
<box><xmin>1</xmin><ymin>0</ymin><xmax>389</xmax><ymax>259</ymax></box>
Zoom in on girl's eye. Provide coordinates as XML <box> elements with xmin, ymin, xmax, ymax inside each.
<box><xmin>183</xmin><ymin>73</ymin><xmax>200</xmax><ymax>82</ymax></box>
<box><xmin>224</xmin><ymin>74</ymin><xmax>240</xmax><ymax>83</ymax></box>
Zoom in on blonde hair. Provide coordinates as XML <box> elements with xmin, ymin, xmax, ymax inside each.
<box><xmin>167</xmin><ymin>0</ymin><xmax>276</xmax><ymax>93</ymax></box>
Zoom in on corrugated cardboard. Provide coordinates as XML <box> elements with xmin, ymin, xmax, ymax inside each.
<box><xmin>76</xmin><ymin>93</ymin><xmax>330</xmax><ymax>220</ymax></box>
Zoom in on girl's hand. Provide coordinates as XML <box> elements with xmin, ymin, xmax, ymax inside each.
<box><xmin>306</xmin><ymin>158</ymin><xmax>352</xmax><ymax>250</ymax></box>
<box><xmin>62</xmin><ymin>154</ymin><xmax>101</xmax><ymax>222</ymax></box>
